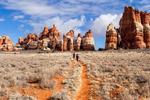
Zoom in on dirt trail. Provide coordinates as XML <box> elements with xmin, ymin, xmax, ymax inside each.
<box><xmin>75</xmin><ymin>61</ymin><xmax>90</xmax><ymax>100</ymax></box>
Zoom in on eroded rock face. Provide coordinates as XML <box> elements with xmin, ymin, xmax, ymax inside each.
<box><xmin>18</xmin><ymin>33</ymin><xmax>39</xmax><ymax>50</ymax></box>
<box><xmin>18</xmin><ymin>25</ymin><xmax>62</xmax><ymax>51</ymax></box>
<box><xmin>74</xmin><ymin>33</ymin><xmax>82</xmax><ymax>51</ymax></box>
<box><xmin>49</xmin><ymin>25</ymin><xmax>61</xmax><ymax>40</ymax></box>
<box><xmin>119</xmin><ymin>6</ymin><xmax>150</xmax><ymax>49</ymax></box>
<box><xmin>18</xmin><ymin>37</ymin><xmax>24</xmax><ymax>46</ymax></box>
<box><xmin>63</xmin><ymin>30</ymin><xmax>74</xmax><ymax>51</ymax></box>
<box><xmin>17</xmin><ymin>25</ymin><xmax>95</xmax><ymax>51</ymax></box>
<box><xmin>39</xmin><ymin>25</ymin><xmax>61</xmax><ymax>50</ymax></box>
<box><xmin>0</xmin><ymin>36</ymin><xmax>14</xmax><ymax>51</ymax></box>
<box><xmin>49</xmin><ymin>25</ymin><xmax>61</xmax><ymax>51</ymax></box>
<box><xmin>39</xmin><ymin>26</ymin><xmax>49</xmax><ymax>40</ymax></box>
<box><xmin>105</xmin><ymin>24</ymin><xmax>118</xmax><ymax>49</ymax></box>
<box><xmin>82</xmin><ymin>30</ymin><xmax>95</xmax><ymax>51</ymax></box>
<box><xmin>141</xmin><ymin>13</ymin><xmax>150</xmax><ymax>48</ymax></box>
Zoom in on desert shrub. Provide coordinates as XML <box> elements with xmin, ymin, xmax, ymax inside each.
<box><xmin>39</xmin><ymin>79</ymin><xmax>55</xmax><ymax>89</ymax></box>
<box><xmin>27</xmin><ymin>74</ymin><xmax>41</xmax><ymax>84</ymax></box>
<box><xmin>0</xmin><ymin>87</ymin><xmax>7</xmax><ymax>97</ymax></box>
<box><xmin>8</xmin><ymin>92</ymin><xmax>37</xmax><ymax>100</ymax></box>
<box><xmin>48</xmin><ymin>92</ymin><xmax>69</xmax><ymax>100</ymax></box>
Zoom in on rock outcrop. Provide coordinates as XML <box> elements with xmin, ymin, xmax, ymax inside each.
<box><xmin>63</xmin><ymin>30</ymin><xmax>74</xmax><ymax>51</ymax></box>
<box><xmin>0</xmin><ymin>36</ymin><xmax>14</xmax><ymax>51</ymax></box>
<box><xmin>17</xmin><ymin>25</ymin><xmax>95</xmax><ymax>51</ymax></box>
<box><xmin>74</xmin><ymin>33</ymin><xmax>82</xmax><ymax>51</ymax></box>
<box><xmin>106</xmin><ymin>6</ymin><xmax>150</xmax><ymax>50</ymax></box>
<box><xmin>18</xmin><ymin>33</ymin><xmax>39</xmax><ymax>50</ymax></box>
<box><xmin>105</xmin><ymin>24</ymin><xmax>118</xmax><ymax>49</ymax></box>
<box><xmin>141</xmin><ymin>12</ymin><xmax>150</xmax><ymax>48</ymax></box>
<box><xmin>119</xmin><ymin>6</ymin><xmax>150</xmax><ymax>49</ymax></box>
<box><xmin>82</xmin><ymin>30</ymin><xmax>95</xmax><ymax>51</ymax></box>
<box><xmin>39</xmin><ymin>25</ymin><xmax>61</xmax><ymax>51</ymax></box>
<box><xmin>18</xmin><ymin>25</ymin><xmax>62</xmax><ymax>51</ymax></box>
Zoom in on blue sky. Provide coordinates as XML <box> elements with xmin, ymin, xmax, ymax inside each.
<box><xmin>0</xmin><ymin>0</ymin><xmax>150</xmax><ymax>49</ymax></box>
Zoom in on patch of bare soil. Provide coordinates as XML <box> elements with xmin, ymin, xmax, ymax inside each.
<box><xmin>75</xmin><ymin>61</ymin><xmax>90</xmax><ymax>100</ymax></box>
<box><xmin>10</xmin><ymin>86</ymin><xmax>51</xmax><ymax>100</ymax></box>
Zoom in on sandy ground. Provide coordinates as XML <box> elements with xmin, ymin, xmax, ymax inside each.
<box><xmin>0</xmin><ymin>50</ymin><xmax>150</xmax><ymax>100</ymax></box>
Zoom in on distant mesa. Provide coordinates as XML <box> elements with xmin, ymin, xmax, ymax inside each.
<box><xmin>105</xmin><ymin>6</ymin><xmax>150</xmax><ymax>50</ymax></box>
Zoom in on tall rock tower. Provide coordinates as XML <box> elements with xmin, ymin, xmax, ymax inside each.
<box><xmin>105</xmin><ymin>24</ymin><xmax>119</xmax><ymax>49</ymax></box>
<box><xmin>119</xmin><ymin>6</ymin><xmax>148</xmax><ymax>49</ymax></box>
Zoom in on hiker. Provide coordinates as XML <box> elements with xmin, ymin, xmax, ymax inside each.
<box><xmin>73</xmin><ymin>52</ymin><xmax>76</xmax><ymax>59</ymax></box>
<box><xmin>76</xmin><ymin>54</ymin><xmax>79</xmax><ymax>61</ymax></box>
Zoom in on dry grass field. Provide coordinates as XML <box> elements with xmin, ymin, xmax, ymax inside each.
<box><xmin>0</xmin><ymin>50</ymin><xmax>150</xmax><ymax>100</ymax></box>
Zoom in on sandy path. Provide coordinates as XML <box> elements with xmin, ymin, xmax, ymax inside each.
<box><xmin>75</xmin><ymin>61</ymin><xmax>90</xmax><ymax>100</ymax></box>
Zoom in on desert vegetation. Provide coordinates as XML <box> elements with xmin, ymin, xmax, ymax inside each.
<box><xmin>0</xmin><ymin>50</ymin><xmax>150</xmax><ymax>100</ymax></box>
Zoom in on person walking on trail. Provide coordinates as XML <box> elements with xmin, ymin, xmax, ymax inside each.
<box><xmin>76</xmin><ymin>54</ymin><xmax>79</xmax><ymax>61</ymax></box>
<box><xmin>73</xmin><ymin>52</ymin><xmax>76</xmax><ymax>59</ymax></box>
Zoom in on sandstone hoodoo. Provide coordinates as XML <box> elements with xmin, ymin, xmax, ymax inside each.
<box><xmin>63</xmin><ymin>30</ymin><xmax>74</xmax><ymax>51</ymax></box>
<box><xmin>141</xmin><ymin>12</ymin><xmax>150</xmax><ymax>48</ymax></box>
<box><xmin>39</xmin><ymin>26</ymin><xmax>49</xmax><ymax>40</ymax></box>
<box><xmin>105</xmin><ymin>6</ymin><xmax>150</xmax><ymax>49</ymax></box>
<box><xmin>120</xmin><ymin>6</ymin><xmax>146</xmax><ymax>49</ymax></box>
<box><xmin>82</xmin><ymin>30</ymin><xmax>95</xmax><ymax>51</ymax></box>
<box><xmin>46</xmin><ymin>25</ymin><xmax>61</xmax><ymax>51</ymax></box>
<box><xmin>0</xmin><ymin>36</ymin><xmax>14</xmax><ymax>51</ymax></box>
<box><xmin>18</xmin><ymin>33</ymin><xmax>39</xmax><ymax>50</ymax></box>
<box><xmin>39</xmin><ymin>25</ymin><xmax>62</xmax><ymax>51</ymax></box>
<box><xmin>15</xmin><ymin>24</ymin><xmax>96</xmax><ymax>51</ymax></box>
<box><xmin>17</xmin><ymin>25</ymin><xmax>62</xmax><ymax>51</ymax></box>
<box><xmin>74</xmin><ymin>33</ymin><xmax>82</xmax><ymax>51</ymax></box>
<box><xmin>105</xmin><ymin>24</ymin><xmax>118</xmax><ymax>49</ymax></box>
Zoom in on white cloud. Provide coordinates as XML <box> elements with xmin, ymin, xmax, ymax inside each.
<box><xmin>0</xmin><ymin>0</ymin><xmax>124</xmax><ymax>35</ymax></box>
<box><xmin>30</xmin><ymin>16</ymin><xmax>86</xmax><ymax>36</ymax></box>
<box><xmin>0</xmin><ymin>0</ymin><xmax>122</xmax><ymax>18</ymax></box>
<box><xmin>13</xmin><ymin>15</ymin><xmax>24</xmax><ymax>20</ymax></box>
<box><xmin>130</xmin><ymin>0</ymin><xmax>133</xmax><ymax>3</ymax></box>
<box><xmin>91</xmin><ymin>13</ymin><xmax>122</xmax><ymax>35</ymax></box>
<box><xmin>0</xmin><ymin>0</ymin><xmax>62</xmax><ymax>17</ymax></box>
<box><xmin>0</xmin><ymin>18</ymin><xmax>5</xmax><ymax>22</ymax></box>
